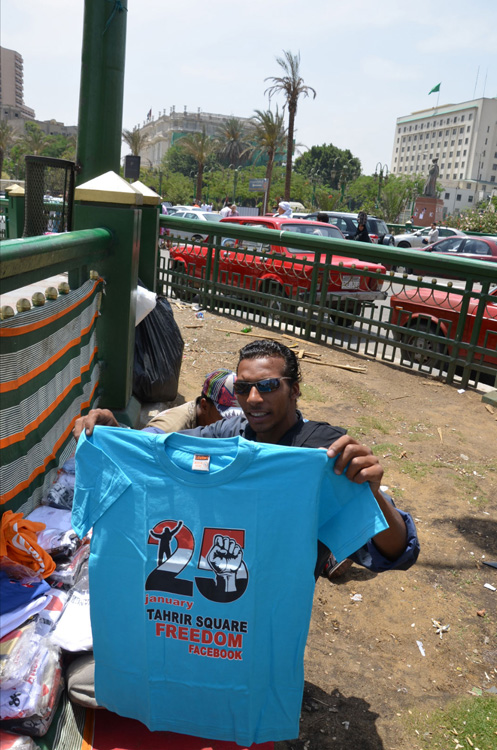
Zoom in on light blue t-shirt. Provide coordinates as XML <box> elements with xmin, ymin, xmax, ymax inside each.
<box><xmin>73</xmin><ymin>427</ymin><xmax>387</xmax><ymax>745</ymax></box>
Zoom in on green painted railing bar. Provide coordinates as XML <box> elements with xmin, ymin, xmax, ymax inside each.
<box><xmin>139</xmin><ymin>205</ymin><xmax>159</xmax><ymax>292</ymax></box>
<box><xmin>0</xmin><ymin>229</ymin><xmax>112</xmax><ymax>294</ymax></box>
<box><xmin>76</xmin><ymin>0</ymin><xmax>128</xmax><ymax>184</ymax></box>
<box><xmin>73</xmin><ymin>203</ymin><xmax>140</xmax><ymax>414</ymax></box>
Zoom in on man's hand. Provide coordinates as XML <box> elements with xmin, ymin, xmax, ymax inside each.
<box><xmin>207</xmin><ymin>535</ymin><xmax>243</xmax><ymax>593</ymax></box>
<box><xmin>326</xmin><ymin>435</ymin><xmax>407</xmax><ymax>560</ymax></box>
<box><xmin>73</xmin><ymin>409</ymin><xmax>119</xmax><ymax>440</ymax></box>
<box><xmin>326</xmin><ymin>435</ymin><xmax>383</xmax><ymax>495</ymax></box>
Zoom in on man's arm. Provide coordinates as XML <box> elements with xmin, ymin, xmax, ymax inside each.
<box><xmin>73</xmin><ymin>409</ymin><xmax>119</xmax><ymax>440</ymax></box>
<box><xmin>327</xmin><ymin>435</ymin><xmax>408</xmax><ymax>561</ymax></box>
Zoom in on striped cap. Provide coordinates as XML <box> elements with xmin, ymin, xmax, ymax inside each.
<box><xmin>201</xmin><ymin>370</ymin><xmax>239</xmax><ymax>415</ymax></box>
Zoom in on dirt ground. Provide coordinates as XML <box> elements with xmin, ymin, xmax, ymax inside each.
<box><xmin>142</xmin><ymin>302</ymin><xmax>497</xmax><ymax>750</ymax></box>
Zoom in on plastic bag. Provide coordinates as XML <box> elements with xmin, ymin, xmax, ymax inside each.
<box><xmin>133</xmin><ymin>295</ymin><xmax>184</xmax><ymax>402</ymax></box>
<box><xmin>135</xmin><ymin>284</ymin><xmax>157</xmax><ymax>326</ymax></box>
<box><xmin>0</xmin><ymin>730</ymin><xmax>40</xmax><ymax>750</ymax></box>
<box><xmin>36</xmin><ymin>529</ymin><xmax>80</xmax><ymax>560</ymax></box>
<box><xmin>1</xmin><ymin>647</ymin><xmax>63</xmax><ymax>736</ymax></box>
<box><xmin>41</xmin><ymin>481</ymin><xmax>74</xmax><ymax>510</ymax></box>
<box><xmin>47</xmin><ymin>543</ymin><xmax>89</xmax><ymax>588</ymax></box>
<box><xmin>50</xmin><ymin>564</ymin><xmax>92</xmax><ymax>652</ymax></box>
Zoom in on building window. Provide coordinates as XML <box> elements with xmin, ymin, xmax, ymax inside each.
<box><xmin>409</xmin><ymin>126</ymin><xmax>412</xmax><ymax>131</ymax></box>
<box><xmin>456</xmin><ymin>195</ymin><xmax>462</xmax><ymax>201</ymax></box>
<box><xmin>461</xmin><ymin>161</ymin><xmax>465</xmax><ymax>167</ymax></box>
<box><xmin>449</xmin><ymin>152</ymin><xmax>453</xmax><ymax>157</ymax></box>
<box><xmin>448</xmin><ymin>163</ymin><xmax>452</xmax><ymax>168</ymax></box>
<box><xmin>414</xmin><ymin>135</ymin><xmax>417</xmax><ymax>141</ymax></box>
<box><xmin>469</xmin><ymin>114</ymin><xmax>472</xmax><ymax>120</ymax></box>
<box><xmin>437</xmin><ymin>142</ymin><xmax>441</xmax><ymax>148</ymax></box>
<box><xmin>445</xmin><ymin>129</ymin><xmax>449</xmax><ymax>135</ymax></box>
<box><xmin>455</xmin><ymin>163</ymin><xmax>459</xmax><ymax>168</ymax></box>
<box><xmin>465</xmin><ymin>138</ymin><xmax>469</xmax><ymax>145</ymax></box>
<box><xmin>468</xmin><ymin>195</ymin><xmax>473</xmax><ymax>201</ymax></box>
<box><xmin>445</xmin><ymin>193</ymin><xmax>450</xmax><ymax>199</ymax></box>
<box><xmin>466</xmin><ymin>183</ymin><xmax>471</xmax><ymax>189</ymax></box>
<box><xmin>438</xmin><ymin>130</ymin><xmax>442</xmax><ymax>136</ymax></box>
<box><xmin>452</xmin><ymin>129</ymin><xmax>456</xmax><ymax>135</ymax></box>
<box><xmin>459</xmin><ymin>127</ymin><xmax>464</xmax><ymax>134</ymax></box>
<box><xmin>451</xmin><ymin>140</ymin><xmax>455</xmax><ymax>146</ymax></box>
<box><xmin>493</xmin><ymin>164</ymin><xmax>497</xmax><ymax>171</ymax></box>
<box><xmin>416</xmin><ymin>124</ymin><xmax>419</xmax><ymax>130</ymax></box>
<box><xmin>453</xmin><ymin>175</ymin><xmax>457</xmax><ymax>180</ymax></box>
<box><xmin>458</xmin><ymin>139</ymin><xmax>462</xmax><ymax>145</ymax></box>
<box><xmin>461</xmin><ymin>115</ymin><xmax>465</xmax><ymax>122</ymax></box>
<box><xmin>396</xmin><ymin>147</ymin><xmax>399</xmax><ymax>153</ymax></box>
<box><xmin>459</xmin><ymin>173</ymin><xmax>463</xmax><ymax>179</ymax></box>
<box><xmin>444</xmin><ymin>141</ymin><xmax>448</xmax><ymax>147</ymax></box>
<box><xmin>491</xmin><ymin>176</ymin><xmax>496</xmax><ymax>183</ymax></box>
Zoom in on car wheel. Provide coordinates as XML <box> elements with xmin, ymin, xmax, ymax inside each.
<box><xmin>400</xmin><ymin>321</ymin><xmax>447</xmax><ymax>369</ymax></box>
<box><xmin>260</xmin><ymin>282</ymin><xmax>289</xmax><ymax>321</ymax></box>
<box><xmin>169</xmin><ymin>260</ymin><xmax>195</xmax><ymax>302</ymax></box>
<box><xmin>328</xmin><ymin>299</ymin><xmax>360</xmax><ymax>328</ymax></box>
<box><xmin>191</xmin><ymin>234</ymin><xmax>203</xmax><ymax>242</ymax></box>
<box><xmin>397</xmin><ymin>241</ymin><xmax>411</xmax><ymax>248</ymax></box>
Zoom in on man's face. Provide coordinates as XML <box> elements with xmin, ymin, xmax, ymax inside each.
<box><xmin>236</xmin><ymin>356</ymin><xmax>299</xmax><ymax>443</ymax></box>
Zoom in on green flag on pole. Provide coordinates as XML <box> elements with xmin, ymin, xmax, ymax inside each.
<box><xmin>429</xmin><ymin>83</ymin><xmax>441</xmax><ymax>95</ymax></box>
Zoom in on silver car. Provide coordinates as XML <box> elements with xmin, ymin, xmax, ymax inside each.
<box><xmin>394</xmin><ymin>226</ymin><xmax>466</xmax><ymax>248</ymax></box>
<box><xmin>168</xmin><ymin>210</ymin><xmax>222</xmax><ymax>242</ymax></box>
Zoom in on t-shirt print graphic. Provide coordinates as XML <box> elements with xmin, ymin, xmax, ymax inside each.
<box><xmin>146</xmin><ymin>522</ymin><xmax>248</xmax><ymax>603</ymax></box>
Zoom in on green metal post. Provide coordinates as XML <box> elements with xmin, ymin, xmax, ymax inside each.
<box><xmin>7</xmin><ymin>193</ymin><xmax>25</xmax><ymax>239</ymax></box>
<box><xmin>73</xmin><ymin>201</ymin><xmax>141</xmax><ymax>421</ymax></box>
<box><xmin>76</xmin><ymin>0</ymin><xmax>128</xmax><ymax>185</ymax></box>
<box><xmin>138</xmin><ymin>205</ymin><xmax>159</xmax><ymax>292</ymax></box>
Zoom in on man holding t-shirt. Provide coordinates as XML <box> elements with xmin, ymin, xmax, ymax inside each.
<box><xmin>69</xmin><ymin>340</ymin><xmax>419</xmax><ymax>710</ymax></box>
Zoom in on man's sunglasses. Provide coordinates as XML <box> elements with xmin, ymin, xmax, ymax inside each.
<box><xmin>233</xmin><ymin>377</ymin><xmax>291</xmax><ymax>395</ymax></box>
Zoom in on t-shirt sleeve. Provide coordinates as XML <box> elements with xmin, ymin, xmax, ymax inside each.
<box><xmin>72</xmin><ymin>431</ymin><xmax>132</xmax><ymax>538</ymax></box>
<box><xmin>317</xmin><ymin>458</ymin><xmax>388</xmax><ymax>563</ymax></box>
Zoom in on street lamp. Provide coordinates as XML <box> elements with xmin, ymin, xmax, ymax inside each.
<box><xmin>374</xmin><ymin>162</ymin><xmax>389</xmax><ymax>207</ymax></box>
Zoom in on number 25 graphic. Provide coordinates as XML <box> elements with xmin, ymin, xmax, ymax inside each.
<box><xmin>145</xmin><ymin>521</ymin><xmax>248</xmax><ymax>603</ymax></box>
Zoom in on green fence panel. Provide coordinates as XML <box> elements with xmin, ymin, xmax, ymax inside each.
<box><xmin>158</xmin><ymin>216</ymin><xmax>497</xmax><ymax>390</ymax></box>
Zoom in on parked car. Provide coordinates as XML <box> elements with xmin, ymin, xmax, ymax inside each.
<box><xmin>408</xmin><ymin>235</ymin><xmax>497</xmax><ymax>277</ymax></box>
<box><xmin>393</xmin><ymin>226</ymin><xmax>466</xmax><ymax>248</ymax></box>
<box><xmin>389</xmin><ymin>284</ymin><xmax>497</xmax><ymax>371</ymax></box>
<box><xmin>170</xmin><ymin>216</ymin><xmax>387</xmax><ymax>322</ymax></box>
<box><xmin>167</xmin><ymin>210</ymin><xmax>222</xmax><ymax>241</ymax></box>
<box><xmin>304</xmin><ymin>211</ymin><xmax>395</xmax><ymax>245</ymax></box>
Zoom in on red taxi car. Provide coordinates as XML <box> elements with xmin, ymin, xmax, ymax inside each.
<box><xmin>169</xmin><ymin>216</ymin><xmax>386</xmax><ymax>318</ymax></box>
<box><xmin>389</xmin><ymin>284</ymin><xmax>497</xmax><ymax>369</ymax></box>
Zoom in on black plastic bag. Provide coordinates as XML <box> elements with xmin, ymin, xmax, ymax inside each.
<box><xmin>133</xmin><ymin>296</ymin><xmax>184</xmax><ymax>402</ymax></box>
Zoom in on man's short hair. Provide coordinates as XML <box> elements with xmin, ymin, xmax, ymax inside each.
<box><xmin>237</xmin><ymin>340</ymin><xmax>301</xmax><ymax>384</ymax></box>
<box><xmin>316</xmin><ymin>212</ymin><xmax>329</xmax><ymax>223</ymax></box>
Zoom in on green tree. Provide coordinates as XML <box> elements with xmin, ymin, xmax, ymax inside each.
<box><xmin>294</xmin><ymin>144</ymin><xmax>361</xmax><ymax>189</ymax></box>
<box><xmin>122</xmin><ymin>127</ymin><xmax>149</xmax><ymax>156</ymax></box>
<box><xmin>0</xmin><ymin>120</ymin><xmax>16</xmax><ymax>177</ymax></box>
<box><xmin>214</xmin><ymin>117</ymin><xmax>252</xmax><ymax>167</ymax></box>
<box><xmin>265</xmin><ymin>50</ymin><xmax>316</xmax><ymax>201</ymax></box>
<box><xmin>177</xmin><ymin>131</ymin><xmax>217</xmax><ymax>202</ymax></box>
<box><xmin>20</xmin><ymin>122</ymin><xmax>47</xmax><ymax>155</ymax></box>
<box><xmin>250</xmin><ymin>108</ymin><xmax>287</xmax><ymax>210</ymax></box>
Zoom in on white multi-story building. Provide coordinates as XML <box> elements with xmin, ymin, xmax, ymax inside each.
<box><xmin>135</xmin><ymin>107</ymin><xmax>253</xmax><ymax>168</ymax></box>
<box><xmin>391</xmin><ymin>97</ymin><xmax>497</xmax><ymax>216</ymax></box>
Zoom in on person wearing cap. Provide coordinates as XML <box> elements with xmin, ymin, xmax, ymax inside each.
<box><xmin>145</xmin><ymin>369</ymin><xmax>241</xmax><ymax>433</ymax></box>
<box><xmin>274</xmin><ymin>201</ymin><xmax>293</xmax><ymax>218</ymax></box>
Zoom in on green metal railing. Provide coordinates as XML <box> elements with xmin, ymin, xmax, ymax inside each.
<box><xmin>158</xmin><ymin>216</ymin><xmax>497</xmax><ymax>389</ymax></box>
<box><xmin>0</xmin><ymin>198</ymin><xmax>7</xmax><ymax>240</ymax></box>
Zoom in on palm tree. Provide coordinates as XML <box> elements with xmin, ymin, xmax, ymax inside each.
<box><xmin>214</xmin><ymin>117</ymin><xmax>252</xmax><ymax>167</ymax></box>
<box><xmin>250</xmin><ymin>108</ymin><xmax>287</xmax><ymax>211</ymax></box>
<box><xmin>0</xmin><ymin>120</ymin><xmax>16</xmax><ymax>177</ymax></box>
<box><xmin>265</xmin><ymin>50</ymin><xmax>316</xmax><ymax>201</ymax></box>
<box><xmin>20</xmin><ymin>122</ymin><xmax>47</xmax><ymax>156</ymax></box>
<box><xmin>178</xmin><ymin>131</ymin><xmax>216</xmax><ymax>202</ymax></box>
<box><xmin>122</xmin><ymin>127</ymin><xmax>149</xmax><ymax>156</ymax></box>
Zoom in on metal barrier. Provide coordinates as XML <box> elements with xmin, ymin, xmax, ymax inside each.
<box><xmin>0</xmin><ymin>229</ymin><xmax>112</xmax><ymax>514</ymax></box>
<box><xmin>158</xmin><ymin>215</ymin><xmax>497</xmax><ymax>390</ymax></box>
<box><xmin>0</xmin><ymin>197</ymin><xmax>7</xmax><ymax>240</ymax></box>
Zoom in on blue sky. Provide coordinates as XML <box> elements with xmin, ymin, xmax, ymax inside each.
<box><xmin>2</xmin><ymin>0</ymin><xmax>496</xmax><ymax>175</ymax></box>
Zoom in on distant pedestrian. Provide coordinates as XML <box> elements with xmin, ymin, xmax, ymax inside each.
<box><xmin>219</xmin><ymin>204</ymin><xmax>231</xmax><ymax>218</ymax></box>
<box><xmin>353</xmin><ymin>211</ymin><xmax>371</xmax><ymax>243</ymax></box>
<box><xmin>229</xmin><ymin>204</ymin><xmax>239</xmax><ymax>217</ymax></box>
<box><xmin>427</xmin><ymin>222</ymin><xmax>439</xmax><ymax>245</ymax></box>
<box><xmin>274</xmin><ymin>201</ymin><xmax>293</xmax><ymax>218</ymax></box>
<box><xmin>316</xmin><ymin>212</ymin><xmax>329</xmax><ymax>223</ymax></box>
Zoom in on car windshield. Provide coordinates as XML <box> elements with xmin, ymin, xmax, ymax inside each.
<box><xmin>281</xmin><ymin>223</ymin><xmax>341</xmax><ymax>239</ymax></box>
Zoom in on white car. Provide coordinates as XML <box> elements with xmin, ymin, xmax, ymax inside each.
<box><xmin>168</xmin><ymin>210</ymin><xmax>222</xmax><ymax>242</ymax></box>
<box><xmin>394</xmin><ymin>226</ymin><xmax>466</xmax><ymax>248</ymax></box>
